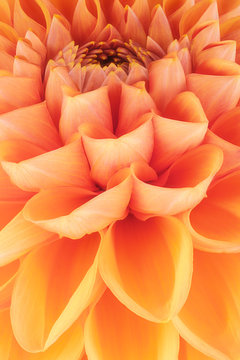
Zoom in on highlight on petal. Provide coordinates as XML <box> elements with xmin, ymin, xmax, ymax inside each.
<box><xmin>0</xmin><ymin>308</ymin><xmax>85</xmax><ymax>359</ymax></box>
<box><xmin>23</xmin><ymin>174</ymin><xmax>132</xmax><ymax>239</ymax></box>
<box><xmin>174</xmin><ymin>249</ymin><xmax>240</xmax><ymax>360</ymax></box>
<box><xmin>180</xmin><ymin>170</ymin><xmax>240</xmax><ymax>252</ymax></box>
<box><xmin>99</xmin><ymin>215</ymin><xmax>193</xmax><ymax>322</ymax></box>
<box><xmin>47</xmin><ymin>15</ymin><xmax>72</xmax><ymax>59</ymax></box>
<box><xmin>196</xmin><ymin>40</ymin><xmax>236</xmax><ymax>67</ymax></box>
<box><xmin>149</xmin><ymin>54</ymin><xmax>186</xmax><ymax>112</ymax></box>
<box><xmin>0</xmin><ymin>259</ymin><xmax>19</xmax><ymax>309</ymax></box>
<box><xmin>84</xmin><ymin>289</ymin><xmax>179</xmax><ymax>360</ymax></box>
<box><xmin>211</xmin><ymin>106</ymin><xmax>240</xmax><ymax>146</ymax></box>
<box><xmin>131</xmin><ymin>144</ymin><xmax>223</xmax><ymax>217</ymax></box>
<box><xmin>149</xmin><ymin>4</ymin><xmax>173</xmax><ymax>51</ymax></box>
<box><xmin>11</xmin><ymin>234</ymin><xmax>102</xmax><ymax>352</ymax></box>
<box><xmin>179</xmin><ymin>337</ymin><xmax>214</xmax><ymax>360</ymax></box>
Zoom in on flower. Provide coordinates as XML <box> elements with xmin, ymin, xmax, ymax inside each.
<box><xmin>0</xmin><ymin>0</ymin><xmax>240</xmax><ymax>359</ymax></box>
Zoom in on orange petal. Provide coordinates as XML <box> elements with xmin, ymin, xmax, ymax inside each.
<box><xmin>0</xmin><ymin>308</ymin><xmax>85</xmax><ymax>359</ymax></box>
<box><xmin>0</xmin><ymin>102</ymin><xmax>61</xmax><ymax>151</ymax></box>
<box><xmin>84</xmin><ymin>289</ymin><xmax>179</xmax><ymax>360</ymax></box>
<box><xmin>130</xmin><ymin>144</ymin><xmax>223</xmax><ymax>217</ymax></box>
<box><xmin>25</xmin><ymin>29</ymin><xmax>47</xmax><ymax>61</ymax></box>
<box><xmin>0</xmin><ymin>51</ymin><xmax>13</xmax><ymax>72</ymax></box>
<box><xmin>149</xmin><ymin>54</ymin><xmax>186</xmax><ymax>112</ymax></box>
<box><xmin>180</xmin><ymin>170</ymin><xmax>240</xmax><ymax>252</ymax></box>
<box><xmin>132</xmin><ymin>0</ymin><xmax>150</xmax><ymax>31</ymax></box>
<box><xmin>149</xmin><ymin>5</ymin><xmax>173</xmax><ymax>51</ymax></box>
<box><xmin>151</xmin><ymin>91</ymin><xmax>208</xmax><ymax>172</ymax></box>
<box><xmin>211</xmin><ymin>106</ymin><xmax>240</xmax><ymax>146</ymax></box>
<box><xmin>0</xmin><ymin>35</ymin><xmax>15</xmax><ymax>56</ymax></box>
<box><xmin>179</xmin><ymin>337</ymin><xmax>214</xmax><ymax>360</ymax></box>
<box><xmin>0</xmin><ymin>212</ymin><xmax>55</xmax><ymax>266</ymax></box>
<box><xmin>163</xmin><ymin>0</ymin><xmax>194</xmax><ymax>38</ymax></box>
<box><xmin>196</xmin><ymin>40</ymin><xmax>236</xmax><ymax>67</ymax></box>
<box><xmin>0</xmin><ymin>0</ymin><xmax>11</xmax><ymax>24</ymax></box>
<box><xmin>116</xmin><ymin>82</ymin><xmax>157</xmax><ymax>135</ymax></box>
<box><xmin>120</xmin><ymin>5</ymin><xmax>146</xmax><ymax>46</ymax></box>
<box><xmin>83</xmin><ymin>119</ymin><xmax>154</xmax><ymax>188</ymax></box>
<box><xmin>126</xmin><ymin>62</ymin><xmax>148</xmax><ymax>85</ymax></box>
<box><xmin>196</xmin><ymin>57</ymin><xmax>240</xmax><ymax>76</ymax></box>
<box><xmin>174</xmin><ymin>249</ymin><xmax>240</xmax><ymax>360</ymax></box>
<box><xmin>2</xmin><ymin>140</ymin><xmax>95</xmax><ymax>192</ymax></box>
<box><xmin>0</xmin><ymin>259</ymin><xmax>19</xmax><ymax>309</ymax></box>
<box><xmin>177</xmin><ymin>47</ymin><xmax>192</xmax><ymax>74</ymax></box>
<box><xmin>47</xmin><ymin>15</ymin><xmax>72</xmax><ymax>59</ymax></box>
<box><xmin>0</xmin><ymin>76</ymin><xmax>41</xmax><ymax>114</ymax></box>
<box><xmin>99</xmin><ymin>215</ymin><xmax>192</xmax><ymax>322</ymax></box>
<box><xmin>11</xmin><ymin>235</ymin><xmax>102</xmax><ymax>351</ymax></box>
<box><xmin>23</xmin><ymin>176</ymin><xmax>132</xmax><ymax>238</ymax></box>
<box><xmin>187</xmin><ymin>73</ymin><xmax>240</xmax><ymax>122</ymax></box>
<box><xmin>59</xmin><ymin>86</ymin><xmax>112</xmax><ymax>143</ymax></box>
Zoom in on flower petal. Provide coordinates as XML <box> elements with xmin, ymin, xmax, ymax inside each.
<box><xmin>11</xmin><ymin>235</ymin><xmax>102</xmax><ymax>351</ymax></box>
<box><xmin>0</xmin><ymin>259</ymin><xmax>19</xmax><ymax>309</ymax></box>
<box><xmin>99</xmin><ymin>215</ymin><xmax>192</xmax><ymax>322</ymax></box>
<box><xmin>196</xmin><ymin>40</ymin><xmax>236</xmax><ymax>67</ymax></box>
<box><xmin>149</xmin><ymin>5</ymin><xmax>173</xmax><ymax>51</ymax></box>
<box><xmin>174</xmin><ymin>249</ymin><xmax>240</xmax><ymax>360</ymax></box>
<box><xmin>120</xmin><ymin>5</ymin><xmax>146</xmax><ymax>46</ymax></box>
<box><xmin>84</xmin><ymin>289</ymin><xmax>179</xmax><ymax>360</ymax></box>
<box><xmin>47</xmin><ymin>15</ymin><xmax>72</xmax><ymax>59</ymax></box>
<box><xmin>179</xmin><ymin>337</ymin><xmax>214</xmax><ymax>360</ymax></box>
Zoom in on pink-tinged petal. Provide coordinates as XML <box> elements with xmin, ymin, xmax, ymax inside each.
<box><xmin>0</xmin><ymin>76</ymin><xmax>41</xmax><ymax>114</ymax></box>
<box><xmin>0</xmin><ymin>102</ymin><xmax>61</xmax><ymax>151</ymax></box>
<box><xmin>178</xmin><ymin>47</ymin><xmax>192</xmax><ymax>74</ymax></box>
<box><xmin>163</xmin><ymin>0</ymin><xmax>194</xmax><ymax>38</ymax></box>
<box><xmin>196</xmin><ymin>40</ymin><xmax>236</xmax><ymax>67</ymax></box>
<box><xmin>47</xmin><ymin>15</ymin><xmax>72</xmax><ymax>59</ymax></box>
<box><xmin>25</xmin><ymin>29</ymin><xmax>47</xmax><ymax>61</ymax></box>
<box><xmin>146</xmin><ymin>36</ymin><xmax>165</xmax><ymax>58</ymax></box>
<box><xmin>0</xmin><ymin>21</ymin><xmax>18</xmax><ymax>44</ymax></box>
<box><xmin>13</xmin><ymin>57</ymin><xmax>43</xmax><ymax>96</ymax></box>
<box><xmin>191</xmin><ymin>20</ymin><xmax>220</xmax><ymax>65</ymax></box>
<box><xmin>179</xmin><ymin>0</ymin><xmax>219</xmax><ymax>38</ymax></box>
<box><xmin>96</xmin><ymin>24</ymin><xmax>122</xmax><ymax>42</ymax></box>
<box><xmin>126</xmin><ymin>62</ymin><xmax>148</xmax><ymax>85</ymax></box>
<box><xmin>2</xmin><ymin>140</ymin><xmax>95</xmax><ymax>192</ymax></box>
<box><xmin>132</xmin><ymin>0</ymin><xmax>151</xmax><ymax>31</ymax></box>
<box><xmin>83</xmin><ymin>119</ymin><xmax>154</xmax><ymax>188</ymax></box>
<box><xmin>81</xmin><ymin>64</ymin><xmax>106</xmax><ymax>92</ymax></box>
<box><xmin>59</xmin><ymin>86</ymin><xmax>112</xmax><ymax>143</ymax></box>
<box><xmin>24</xmin><ymin>176</ymin><xmax>132</xmax><ymax>239</ymax></box>
<box><xmin>149</xmin><ymin>5</ymin><xmax>173</xmax><ymax>51</ymax></box>
<box><xmin>99</xmin><ymin>215</ymin><xmax>192</xmax><ymax>322</ymax></box>
<box><xmin>174</xmin><ymin>250</ymin><xmax>240</xmax><ymax>360</ymax></box>
<box><xmin>0</xmin><ymin>0</ymin><xmax>11</xmax><ymax>24</ymax></box>
<box><xmin>16</xmin><ymin>38</ymin><xmax>43</xmax><ymax>66</ymax></box>
<box><xmin>0</xmin><ymin>212</ymin><xmax>55</xmax><ymax>266</ymax></box>
<box><xmin>0</xmin><ymin>308</ymin><xmax>85</xmax><ymax>360</ymax></box>
<box><xmin>45</xmin><ymin>66</ymin><xmax>78</xmax><ymax>125</ymax></box>
<box><xmin>187</xmin><ymin>73</ymin><xmax>240</xmax><ymax>123</ymax></box>
<box><xmin>0</xmin><ymin>35</ymin><xmax>15</xmax><ymax>56</ymax></box>
<box><xmin>179</xmin><ymin>337</ymin><xmax>215</xmax><ymax>360</ymax></box>
<box><xmin>130</xmin><ymin>144</ymin><xmax>223</xmax><ymax>217</ymax></box>
<box><xmin>85</xmin><ymin>289</ymin><xmax>179</xmax><ymax>360</ymax></box>
<box><xmin>220</xmin><ymin>16</ymin><xmax>240</xmax><ymax>43</ymax></box>
<box><xmin>151</xmin><ymin>92</ymin><xmax>208</xmax><ymax>173</ymax></box>
<box><xmin>120</xmin><ymin>6</ymin><xmax>146</xmax><ymax>46</ymax></box>
<box><xmin>0</xmin><ymin>51</ymin><xmax>13</xmax><ymax>72</ymax></box>
<box><xmin>149</xmin><ymin>54</ymin><xmax>186</xmax><ymax>112</ymax></box>
<box><xmin>116</xmin><ymin>82</ymin><xmax>157</xmax><ymax>136</ymax></box>
<box><xmin>220</xmin><ymin>6</ymin><xmax>240</xmax><ymax>23</ymax></box>
<box><xmin>14</xmin><ymin>0</ymin><xmax>49</xmax><ymax>41</ymax></box>
<box><xmin>72</xmin><ymin>0</ymin><xmax>106</xmax><ymax>44</ymax></box>
<box><xmin>180</xmin><ymin>170</ymin><xmax>240</xmax><ymax>253</ymax></box>
<box><xmin>11</xmin><ymin>235</ymin><xmax>103</xmax><ymax>352</ymax></box>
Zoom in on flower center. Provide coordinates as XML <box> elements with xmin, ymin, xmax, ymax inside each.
<box><xmin>75</xmin><ymin>39</ymin><xmax>158</xmax><ymax>72</ymax></box>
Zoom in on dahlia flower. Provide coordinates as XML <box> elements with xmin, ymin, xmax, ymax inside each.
<box><xmin>1</xmin><ymin>0</ymin><xmax>240</xmax><ymax>359</ymax></box>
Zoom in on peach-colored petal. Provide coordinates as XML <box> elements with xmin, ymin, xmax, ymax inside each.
<box><xmin>177</xmin><ymin>47</ymin><xmax>192</xmax><ymax>74</ymax></box>
<box><xmin>180</xmin><ymin>170</ymin><xmax>240</xmax><ymax>252</ymax></box>
<box><xmin>187</xmin><ymin>72</ymin><xmax>240</xmax><ymax>122</ymax></box>
<box><xmin>0</xmin><ymin>308</ymin><xmax>85</xmax><ymax>359</ymax></box>
<box><xmin>0</xmin><ymin>212</ymin><xmax>55</xmax><ymax>266</ymax></box>
<box><xmin>25</xmin><ymin>29</ymin><xmax>47</xmax><ymax>61</ymax></box>
<box><xmin>149</xmin><ymin>5</ymin><xmax>173</xmax><ymax>51</ymax></box>
<box><xmin>146</xmin><ymin>35</ymin><xmax>165</xmax><ymax>57</ymax></box>
<box><xmin>23</xmin><ymin>176</ymin><xmax>132</xmax><ymax>238</ymax></box>
<box><xmin>84</xmin><ymin>289</ymin><xmax>179</xmax><ymax>360</ymax></box>
<box><xmin>13</xmin><ymin>57</ymin><xmax>43</xmax><ymax>96</ymax></box>
<box><xmin>83</xmin><ymin>119</ymin><xmax>154</xmax><ymax>188</ymax></box>
<box><xmin>196</xmin><ymin>40</ymin><xmax>236</xmax><ymax>67</ymax></box>
<box><xmin>0</xmin><ymin>51</ymin><xmax>13</xmax><ymax>72</ymax></box>
<box><xmin>179</xmin><ymin>337</ymin><xmax>214</xmax><ymax>360</ymax></box>
<box><xmin>0</xmin><ymin>259</ymin><xmax>19</xmax><ymax>309</ymax></box>
<box><xmin>126</xmin><ymin>62</ymin><xmax>148</xmax><ymax>85</ymax></box>
<box><xmin>151</xmin><ymin>91</ymin><xmax>208</xmax><ymax>172</ymax></box>
<box><xmin>16</xmin><ymin>38</ymin><xmax>43</xmax><ymax>66</ymax></box>
<box><xmin>130</xmin><ymin>144</ymin><xmax>223</xmax><ymax>217</ymax></box>
<box><xmin>196</xmin><ymin>57</ymin><xmax>240</xmax><ymax>75</ymax></box>
<box><xmin>45</xmin><ymin>66</ymin><xmax>78</xmax><ymax>125</ymax></box>
<box><xmin>0</xmin><ymin>76</ymin><xmax>41</xmax><ymax>114</ymax></box>
<box><xmin>163</xmin><ymin>0</ymin><xmax>194</xmax><ymax>38</ymax></box>
<box><xmin>2</xmin><ymin>139</ymin><xmax>95</xmax><ymax>192</ymax></box>
<box><xmin>96</xmin><ymin>23</ymin><xmax>122</xmax><ymax>42</ymax></box>
<box><xmin>47</xmin><ymin>15</ymin><xmax>72</xmax><ymax>59</ymax></box>
<box><xmin>99</xmin><ymin>215</ymin><xmax>192</xmax><ymax>322</ymax></box>
<box><xmin>80</xmin><ymin>64</ymin><xmax>106</xmax><ymax>92</ymax></box>
<box><xmin>0</xmin><ymin>102</ymin><xmax>61</xmax><ymax>151</ymax></box>
<box><xmin>11</xmin><ymin>235</ymin><xmax>102</xmax><ymax>351</ymax></box>
<box><xmin>59</xmin><ymin>86</ymin><xmax>112</xmax><ymax>143</ymax></box>
<box><xmin>132</xmin><ymin>0</ymin><xmax>151</xmax><ymax>31</ymax></box>
<box><xmin>174</xmin><ymin>249</ymin><xmax>240</xmax><ymax>360</ymax></box>
<box><xmin>120</xmin><ymin>5</ymin><xmax>146</xmax><ymax>46</ymax></box>
<box><xmin>116</xmin><ymin>82</ymin><xmax>157</xmax><ymax>135</ymax></box>
<box><xmin>0</xmin><ymin>35</ymin><xmax>15</xmax><ymax>56</ymax></box>
<box><xmin>211</xmin><ymin>106</ymin><xmax>240</xmax><ymax>146</ymax></box>
<box><xmin>149</xmin><ymin>54</ymin><xmax>186</xmax><ymax>112</ymax></box>
<box><xmin>0</xmin><ymin>0</ymin><xmax>11</xmax><ymax>24</ymax></box>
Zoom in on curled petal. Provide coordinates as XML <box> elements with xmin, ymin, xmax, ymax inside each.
<box><xmin>25</xmin><ymin>29</ymin><xmax>47</xmax><ymax>61</ymax></box>
<box><xmin>163</xmin><ymin>0</ymin><xmax>194</xmax><ymax>38</ymax></box>
<box><xmin>99</xmin><ymin>215</ymin><xmax>193</xmax><ymax>322</ymax></box>
<box><xmin>0</xmin><ymin>0</ymin><xmax>11</xmax><ymax>24</ymax></box>
<box><xmin>130</xmin><ymin>144</ymin><xmax>223</xmax><ymax>217</ymax></box>
<box><xmin>11</xmin><ymin>235</ymin><xmax>102</xmax><ymax>351</ymax></box>
<box><xmin>196</xmin><ymin>40</ymin><xmax>236</xmax><ymax>67</ymax></box>
<box><xmin>47</xmin><ymin>15</ymin><xmax>72</xmax><ymax>59</ymax></box>
<box><xmin>23</xmin><ymin>176</ymin><xmax>132</xmax><ymax>239</ymax></box>
<box><xmin>179</xmin><ymin>337</ymin><xmax>214</xmax><ymax>360</ymax></box>
<box><xmin>174</xmin><ymin>249</ymin><xmax>240</xmax><ymax>360</ymax></box>
<box><xmin>0</xmin><ymin>259</ymin><xmax>19</xmax><ymax>309</ymax></box>
<box><xmin>84</xmin><ymin>289</ymin><xmax>179</xmax><ymax>360</ymax></box>
<box><xmin>149</xmin><ymin>5</ymin><xmax>173</xmax><ymax>51</ymax></box>
<box><xmin>211</xmin><ymin>106</ymin><xmax>240</xmax><ymax>146</ymax></box>
<box><xmin>0</xmin><ymin>51</ymin><xmax>13</xmax><ymax>72</ymax></box>
<box><xmin>120</xmin><ymin>5</ymin><xmax>146</xmax><ymax>46</ymax></box>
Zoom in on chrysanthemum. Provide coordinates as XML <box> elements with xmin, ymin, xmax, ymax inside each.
<box><xmin>1</xmin><ymin>0</ymin><xmax>240</xmax><ymax>359</ymax></box>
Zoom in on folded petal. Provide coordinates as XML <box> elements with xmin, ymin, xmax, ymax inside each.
<box><xmin>99</xmin><ymin>215</ymin><xmax>192</xmax><ymax>322</ymax></box>
<box><xmin>196</xmin><ymin>40</ymin><xmax>236</xmax><ymax>67</ymax></box>
<box><xmin>149</xmin><ymin>54</ymin><xmax>186</xmax><ymax>112</ymax></box>
<box><xmin>47</xmin><ymin>15</ymin><xmax>72</xmax><ymax>59</ymax></box>
<box><xmin>0</xmin><ymin>259</ymin><xmax>19</xmax><ymax>309</ymax></box>
<box><xmin>180</xmin><ymin>170</ymin><xmax>240</xmax><ymax>252</ymax></box>
<box><xmin>149</xmin><ymin>5</ymin><xmax>173</xmax><ymax>51</ymax></box>
<box><xmin>120</xmin><ymin>5</ymin><xmax>146</xmax><ymax>47</ymax></box>
<box><xmin>174</xmin><ymin>249</ymin><xmax>240</xmax><ymax>360</ymax></box>
<box><xmin>84</xmin><ymin>289</ymin><xmax>179</xmax><ymax>360</ymax></box>
<box><xmin>179</xmin><ymin>337</ymin><xmax>214</xmax><ymax>360</ymax></box>
<box><xmin>23</xmin><ymin>175</ymin><xmax>132</xmax><ymax>239</ymax></box>
<box><xmin>11</xmin><ymin>235</ymin><xmax>102</xmax><ymax>351</ymax></box>
<box><xmin>130</xmin><ymin>144</ymin><xmax>223</xmax><ymax>217</ymax></box>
